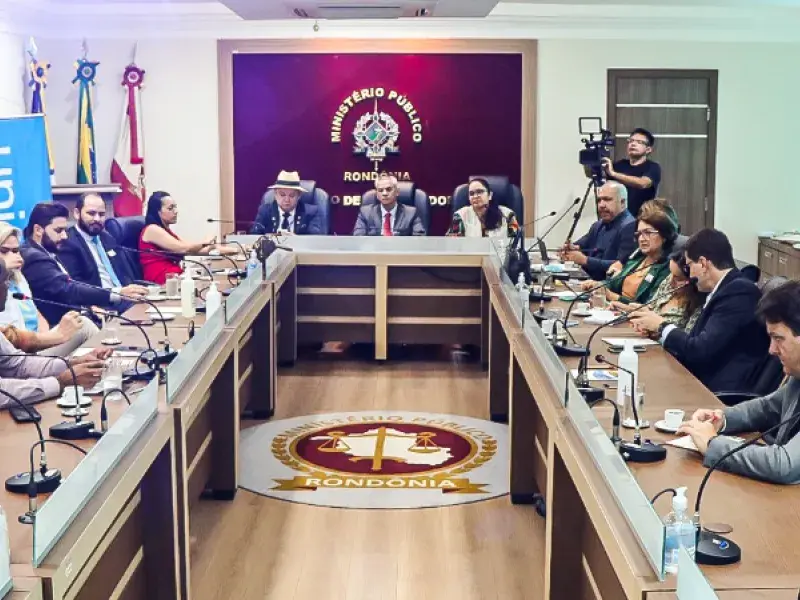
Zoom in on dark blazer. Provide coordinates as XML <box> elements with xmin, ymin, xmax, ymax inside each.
<box><xmin>352</xmin><ymin>203</ymin><xmax>426</xmax><ymax>236</ymax></box>
<box><xmin>575</xmin><ymin>212</ymin><xmax>637</xmax><ymax>280</ymax></box>
<box><xmin>21</xmin><ymin>240</ymin><xmax>116</xmax><ymax>325</ymax></box>
<box><xmin>663</xmin><ymin>269</ymin><xmax>770</xmax><ymax>393</ymax></box>
<box><xmin>250</xmin><ymin>202</ymin><xmax>323</xmax><ymax>235</ymax></box>
<box><xmin>58</xmin><ymin>226</ymin><xmax>137</xmax><ymax>289</ymax></box>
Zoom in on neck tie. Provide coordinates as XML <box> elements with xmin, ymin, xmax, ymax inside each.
<box><xmin>281</xmin><ymin>212</ymin><xmax>292</xmax><ymax>231</ymax></box>
<box><xmin>92</xmin><ymin>236</ymin><xmax>122</xmax><ymax>287</ymax></box>
<box><xmin>383</xmin><ymin>212</ymin><xmax>393</xmax><ymax>236</ymax></box>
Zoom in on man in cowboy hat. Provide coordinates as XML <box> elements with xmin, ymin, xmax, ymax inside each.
<box><xmin>250</xmin><ymin>171</ymin><xmax>324</xmax><ymax>235</ymax></box>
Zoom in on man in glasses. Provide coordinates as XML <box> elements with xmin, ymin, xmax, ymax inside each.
<box><xmin>602</xmin><ymin>127</ymin><xmax>661</xmax><ymax>219</ymax></box>
<box><xmin>21</xmin><ymin>202</ymin><xmax>135</xmax><ymax>326</ymax></box>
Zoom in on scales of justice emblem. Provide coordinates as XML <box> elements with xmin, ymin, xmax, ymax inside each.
<box><xmin>353</xmin><ymin>99</ymin><xmax>400</xmax><ymax>170</ymax></box>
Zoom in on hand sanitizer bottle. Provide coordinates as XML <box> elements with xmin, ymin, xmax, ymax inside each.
<box><xmin>205</xmin><ymin>281</ymin><xmax>222</xmax><ymax>318</ymax></box>
<box><xmin>246</xmin><ymin>250</ymin><xmax>259</xmax><ymax>278</ymax></box>
<box><xmin>515</xmin><ymin>272</ymin><xmax>530</xmax><ymax>314</ymax></box>
<box><xmin>616</xmin><ymin>339</ymin><xmax>639</xmax><ymax>411</ymax></box>
<box><xmin>181</xmin><ymin>270</ymin><xmax>196</xmax><ymax>319</ymax></box>
<box><xmin>663</xmin><ymin>487</ymin><xmax>696</xmax><ymax>574</ymax></box>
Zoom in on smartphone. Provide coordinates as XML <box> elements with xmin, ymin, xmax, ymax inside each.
<box><xmin>121</xmin><ymin>319</ymin><xmax>154</xmax><ymax>327</ymax></box>
<box><xmin>10</xmin><ymin>405</ymin><xmax>42</xmax><ymax>423</ymax></box>
<box><xmin>608</xmin><ymin>345</ymin><xmax>647</xmax><ymax>354</ymax></box>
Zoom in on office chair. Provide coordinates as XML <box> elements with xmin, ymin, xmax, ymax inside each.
<box><xmin>451</xmin><ymin>176</ymin><xmax>524</xmax><ymax>224</ymax></box>
<box><xmin>105</xmin><ymin>216</ymin><xmax>148</xmax><ymax>281</ymax></box>
<box><xmin>361</xmin><ymin>181</ymin><xmax>431</xmax><ymax>235</ymax></box>
<box><xmin>259</xmin><ymin>179</ymin><xmax>331</xmax><ymax>235</ymax></box>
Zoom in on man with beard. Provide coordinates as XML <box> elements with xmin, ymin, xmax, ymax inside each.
<box><xmin>21</xmin><ymin>201</ymin><xmax>145</xmax><ymax>325</ymax></box>
<box><xmin>560</xmin><ymin>181</ymin><xmax>637</xmax><ymax>281</ymax></box>
<box><xmin>602</xmin><ymin>127</ymin><xmax>661</xmax><ymax>219</ymax></box>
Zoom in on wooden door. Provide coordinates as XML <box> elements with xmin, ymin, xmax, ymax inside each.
<box><xmin>607</xmin><ymin>70</ymin><xmax>718</xmax><ymax>235</ymax></box>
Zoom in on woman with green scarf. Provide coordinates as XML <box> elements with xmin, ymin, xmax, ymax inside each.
<box><xmin>605</xmin><ymin>199</ymin><xmax>678</xmax><ymax>304</ymax></box>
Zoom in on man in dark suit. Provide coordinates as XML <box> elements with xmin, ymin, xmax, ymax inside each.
<box><xmin>630</xmin><ymin>228</ymin><xmax>770</xmax><ymax>393</ymax></box>
<box><xmin>561</xmin><ymin>181</ymin><xmax>637</xmax><ymax>281</ymax></box>
<box><xmin>59</xmin><ymin>193</ymin><xmax>148</xmax><ymax>297</ymax></box>
<box><xmin>21</xmin><ymin>202</ymin><xmax>143</xmax><ymax>326</ymax></box>
<box><xmin>353</xmin><ymin>173</ymin><xmax>426</xmax><ymax>236</ymax></box>
<box><xmin>250</xmin><ymin>170</ymin><xmax>323</xmax><ymax>235</ymax></box>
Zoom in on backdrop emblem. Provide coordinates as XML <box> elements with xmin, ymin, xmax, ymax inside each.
<box><xmin>353</xmin><ymin>99</ymin><xmax>400</xmax><ymax>169</ymax></box>
<box><xmin>239</xmin><ymin>411</ymin><xmax>509</xmax><ymax>509</ymax></box>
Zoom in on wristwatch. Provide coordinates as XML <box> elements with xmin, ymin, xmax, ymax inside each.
<box><xmin>656</xmin><ymin>320</ymin><xmax>669</xmax><ymax>338</ymax></box>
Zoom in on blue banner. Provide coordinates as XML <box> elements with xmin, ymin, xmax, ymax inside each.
<box><xmin>0</xmin><ymin>115</ymin><xmax>52</xmax><ymax>230</ymax></box>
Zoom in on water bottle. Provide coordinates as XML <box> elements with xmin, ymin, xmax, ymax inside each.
<box><xmin>515</xmin><ymin>272</ymin><xmax>530</xmax><ymax>314</ymax></box>
<box><xmin>246</xmin><ymin>250</ymin><xmax>259</xmax><ymax>278</ymax></box>
<box><xmin>663</xmin><ymin>487</ymin><xmax>696</xmax><ymax>574</ymax></box>
<box><xmin>616</xmin><ymin>339</ymin><xmax>639</xmax><ymax>410</ymax></box>
<box><xmin>205</xmin><ymin>281</ymin><xmax>222</xmax><ymax>318</ymax></box>
<box><xmin>180</xmin><ymin>270</ymin><xmax>196</xmax><ymax>319</ymax></box>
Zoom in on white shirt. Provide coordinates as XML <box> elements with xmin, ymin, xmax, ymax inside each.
<box><xmin>278</xmin><ymin>208</ymin><xmax>297</xmax><ymax>233</ymax></box>
<box><xmin>76</xmin><ymin>226</ymin><xmax>116</xmax><ymax>289</ymax></box>
<box><xmin>380</xmin><ymin>205</ymin><xmax>398</xmax><ymax>235</ymax></box>
<box><xmin>0</xmin><ymin>275</ymin><xmax>33</xmax><ymax>329</ymax></box>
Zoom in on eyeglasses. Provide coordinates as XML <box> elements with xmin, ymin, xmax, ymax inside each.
<box><xmin>627</xmin><ymin>137</ymin><xmax>650</xmax><ymax>146</ymax></box>
<box><xmin>633</xmin><ymin>229</ymin><xmax>660</xmax><ymax>239</ymax></box>
<box><xmin>0</xmin><ymin>247</ymin><xmax>20</xmax><ymax>255</ymax></box>
<box><xmin>468</xmin><ymin>189</ymin><xmax>489</xmax><ymax>198</ymax></box>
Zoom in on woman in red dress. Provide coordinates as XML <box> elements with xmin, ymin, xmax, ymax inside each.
<box><xmin>139</xmin><ymin>191</ymin><xmax>237</xmax><ymax>284</ymax></box>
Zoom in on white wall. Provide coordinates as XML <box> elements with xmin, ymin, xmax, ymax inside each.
<box><xmin>13</xmin><ymin>35</ymin><xmax>800</xmax><ymax>261</ymax></box>
<box><xmin>0</xmin><ymin>31</ymin><xmax>26</xmax><ymax>117</ymax></box>
<box><xmin>24</xmin><ymin>37</ymin><xmax>220</xmax><ymax>240</ymax></box>
<box><xmin>536</xmin><ymin>39</ymin><xmax>800</xmax><ymax>263</ymax></box>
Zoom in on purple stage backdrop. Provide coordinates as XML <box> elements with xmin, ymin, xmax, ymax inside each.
<box><xmin>232</xmin><ymin>53</ymin><xmax>522</xmax><ymax>235</ymax></box>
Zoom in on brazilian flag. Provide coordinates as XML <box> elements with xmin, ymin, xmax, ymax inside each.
<box><xmin>74</xmin><ymin>58</ymin><xmax>98</xmax><ymax>184</ymax></box>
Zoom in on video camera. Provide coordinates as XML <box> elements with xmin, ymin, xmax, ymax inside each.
<box><xmin>578</xmin><ymin>117</ymin><xmax>615</xmax><ymax>186</ymax></box>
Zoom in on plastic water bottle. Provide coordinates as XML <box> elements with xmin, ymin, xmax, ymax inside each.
<box><xmin>180</xmin><ymin>270</ymin><xmax>196</xmax><ymax>319</ymax></box>
<box><xmin>616</xmin><ymin>339</ymin><xmax>639</xmax><ymax>410</ymax></box>
<box><xmin>246</xmin><ymin>250</ymin><xmax>259</xmax><ymax>278</ymax></box>
<box><xmin>515</xmin><ymin>272</ymin><xmax>530</xmax><ymax>314</ymax></box>
<box><xmin>205</xmin><ymin>281</ymin><xmax>222</xmax><ymax>318</ymax></box>
<box><xmin>664</xmin><ymin>487</ymin><xmax>697</xmax><ymax>574</ymax></box>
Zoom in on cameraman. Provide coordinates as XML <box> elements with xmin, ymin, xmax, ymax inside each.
<box><xmin>602</xmin><ymin>128</ymin><xmax>661</xmax><ymax>218</ymax></box>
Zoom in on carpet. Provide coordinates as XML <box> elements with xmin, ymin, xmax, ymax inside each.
<box><xmin>239</xmin><ymin>411</ymin><xmax>509</xmax><ymax>509</ymax></box>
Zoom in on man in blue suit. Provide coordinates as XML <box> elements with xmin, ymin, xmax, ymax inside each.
<box><xmin>58</xmin><ymin>193</ymin><xmax>147</xmax><ymax>298</ymax></box>
<box><xmin>630</xmin><ymin>228</ymin><xmax>770</xmax><ymax>393</ymax></box>
<box><xmin>250</xmin><ymin>170</ymin><xmax>323</xmax><ymax>235</ymax></box>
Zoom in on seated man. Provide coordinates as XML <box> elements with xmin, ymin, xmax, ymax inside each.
<box><xmin>630</xmin><ymin>228</ymin><xmax>769</xmax><ymax>393</ymax></box>
<box><xmin>561</xmin><ymin>181</ymin><xmax>637</xmax><ymax>281</ymax></box>
<box><xmin>0</xmin><ymin>261</ymin><xmax>108</xmax><ymax>408</ymax></box>
<box><xmin>250</xmin><ymin>171</ymin><xmax>323</xmax><ymax>235</ymax></box>
<box><xmin>678</xmin><ymin>280</ymin><xmax>800</xmax><ymax>484</ymax></box>
<box><xmin>21</xmin><ymin>203</ymin><xmax>137</xmax><ymax>326</ymax></box>
<box><xmin>58</xmin><ymin>193</ymin><xmax>147</xmax><ymax>300</ymax></box>
<box><xmin>353</xmin><ymin>173</ymin><xmax>426</xmax><ymax>236</ymax></box>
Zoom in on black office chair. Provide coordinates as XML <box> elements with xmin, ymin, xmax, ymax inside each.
<box><xmin>259</xmin><ymin>179</ymin><xmax>331</xmax><ymax>235</ymax></box>
<box><xmin>451</xmin><ymin>176</ymin><xmax>524</xmax><ymax>224</ymax></box>
<box><xmin>105</xmin><ymin>216</ymin><xmax>148</xmax><ymax>281</ymax></box>
<box><xmin>361</xmin><ymin>181</ymin><xmax>431</xmax><ymax>235</ymax></box>
<box><xmin>715</xmin><ymin>275</ymin><xmax>788</xmax><ymax>406</ymax></box>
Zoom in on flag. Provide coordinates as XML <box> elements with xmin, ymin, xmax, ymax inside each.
<box><xmin>27</xmin><ymin>40</ymin><xmax>55</xmax><ymax>183</ymax></box>
<box><xmin>73</xmin><ymin>58</ymin><xmax>99</xmax><ymax>185</ymax></box>
<box><xmin>111</xmin><ymin>64</ymin><xmax>146</xmax><ymax>216</ymax></box>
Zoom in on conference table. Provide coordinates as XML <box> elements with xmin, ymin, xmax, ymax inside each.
<box><xmin>0</xmin><ymin>235</ymin><xmax>791</xmax><ymax>599</ymax></box>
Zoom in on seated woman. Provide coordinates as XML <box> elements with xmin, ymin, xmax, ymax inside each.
<box><xmin>595</xmin><ymin>199</ymin><xmax>678</xmax><ymax>304</ymax></box>
<box><xmin>611</xmin><ymin>250</ymin><xmax>704</xmax><ymax>333</ymax></box>
<box><xmin>139</xmin><ymin>191</ymin><xmax>237</xmax><ymax>284</ymax></box>
<box><xmin>447</xmin><ymin>178</ymin><xmax>520</xmax><ymax>238</ymax></box>
<box><xmin>0</xmin><ymin>223</ymin><xmax>98</xmax><ymax>356</ymax></box>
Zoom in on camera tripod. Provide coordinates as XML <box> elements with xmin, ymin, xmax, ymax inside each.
<box><xmin>564</xmin><ymin>177</ymin><xmax>601</xmax><ymax>245</ymax></box>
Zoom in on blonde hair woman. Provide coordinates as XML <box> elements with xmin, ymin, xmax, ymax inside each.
<box><xmin>0</xmin><ymin>223</ymin><xmax>98</xmax><ymax>356</ymax></box>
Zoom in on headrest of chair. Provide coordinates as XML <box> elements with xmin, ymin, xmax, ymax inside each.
<box><xmin>395</xmin><ymin>181</ymin><xmax>418</xmax><ymax>206</ymax></box>
<box><xmin>299</xmin><ymin>180</ymin><xmax>318</xmax><ymax>203</ymax></box>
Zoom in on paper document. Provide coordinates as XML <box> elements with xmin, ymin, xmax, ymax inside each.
<box><xmin>602</xmin><ymin>338</ymin><xmax>658</xmax><ymax>347</ymax></box>
<box><xmin>570</xmin><ymin>368</ymin><xmax>618</xmax><ymax>383</ymax></box>
<box><xmin>667</xmin><ymin>435</ymin><xmax>745</xmax><ymax>453</ymax></box>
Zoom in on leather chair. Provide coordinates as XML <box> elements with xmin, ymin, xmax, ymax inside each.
<box><xmin>451</xmin><ymin>176</ymin><xmax>524</xmax><ymax>224</ymax></box>
<box><xmin>361</xmin><ymin>181</ymin><xmax>431</xmax><ymax>235</ymax></box>
<box><xmin>260</xmin><ymin>179</ymin><xmax>331</xmax><ymax>235</ymax></box>
<box><xmin>715</xmin><ymin>275</ymin><xmax>788</xmax><ymax>406</ymax></box>
<box><xmin>105</xmin><ymin>216</ymin><xmax>147</xmax><ymax>280</ymax></box>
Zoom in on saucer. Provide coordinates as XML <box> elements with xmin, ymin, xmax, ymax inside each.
<box><xmin>61</xmin><ymin>407</ymin><xmax>90</xmax><ymax>418</ymax></box>
<box><xmin>151</xmin><ymin>313</ymin><xmax>176</xmax><ymax>321</ymax></box>
<box><xmin>145</xmin><ymin>295</ymin><xmax>168</xmax><ymax>302</ymax></box>
<box><xmin>654</xmin><ymin>419</ymin><xmax>680</xmax><ymax>434</ymax></box>
<box><xmin>101</xmin><ymin>338</ymin><xmax>122</xmax><ymax>346</ymax></box>
<box><xmin>56</xmin><ymin>395</ymin><xmax>93</xmax><ymax>408</ymax></box>
<box><xmin>572</xmin><ymin>310</ymin><xmax>592</xmax><ymax>318</ymax></box>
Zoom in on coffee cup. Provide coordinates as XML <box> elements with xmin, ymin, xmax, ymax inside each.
<box><xmin>564</xmin><ymin>260</ymin><xmax>577</xmax><ymax>270</ymax></box>
<box><xmin>62</xmin><ymin>385</ymin><xmax>85</xmax><ymax>406</ymax></box>
<box><xmin>575</xmin><ymin>301</ymin><xmax>590</xmax><ymax>313</ymax></box>
<box><xmin>664</xmin><ymin>409</ymin><xmax>685</xmax><ymax>430</ymax></box>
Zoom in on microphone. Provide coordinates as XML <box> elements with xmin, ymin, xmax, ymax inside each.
<box><xmin>206</xmin><ymin>217</ymin><xmax>265</xmax><ymax>235</ymax></box>
<box><xmin>595</xmin><ymin>354</ymin><xmax>666</xmax><ymax>463</ymax></box>
<box><xmin>526</xmin><ymin>199</ymin><xmax>582</xmax><ymax>253</ymax></box>
<box><xmin>98</xmin><ymin>387</ymin><xmax>132</xmax><ymax>436</ymax></box>
<box><xmin>253</xmin><ymin>236</ymin><xmax>292</xmax><ymax>269</ymax></box>
<box><xmin>18</xmin><ymin>438</ymin><xmax>87</xmax><ymax>525</ymax></box>
<box><xmin>1</xmin><ymin>389</ymin><xmax>63</xmax><ymax>496</ymax></box>
<box><xmin>575</xmin><ymin>278</ymin><xmax>698</xmax><ymax>391</ymax></box>
<box><xmin>588</xmin><ymin>396</ymin><xmax>622</xmax><ymax>446</ymax></box>
<box><xmin>692</xmin><ymin>410</ymin><xmax>800</xmax><ymax>565</ymax></box>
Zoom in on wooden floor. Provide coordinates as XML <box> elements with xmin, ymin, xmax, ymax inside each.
<box><xmin>190</xmin><ymin>349</ymin><xmax>546</xmax><ymax>600</ymax></box>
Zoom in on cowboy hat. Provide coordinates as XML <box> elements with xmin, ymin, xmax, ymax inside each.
<box><xmin>268</xmin><ymin>171</ymin><xmax>308</xmax><ymax>193</ymax></box>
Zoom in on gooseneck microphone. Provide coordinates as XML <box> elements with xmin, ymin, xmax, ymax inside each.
<box><xmin>587</xmin><ymin>396</ymin><xmax>622</xmax><ymax>446</ymax></box>
<box><xmin>595</xmin><ymin>354</ymin><xmax>666</xmax><ymax>463</ymax></box>
<box><xmin>505</xmin><ymin>210</ymin><xmax>562</xmax><ymax>285</ymax></box>
<box><xmin>99</xmin><ymin>387</ymin><xmax>132</xmax><ymax>436</ymax></box>
<box><xmin>693</xmin><ymin>410</ymin><xmax>800</xmax><ymax>565</ymax></box>
<box><xmin>18</xmin><ymin>438</ymin><xmax>87</xmax><ymax>525</ymax></box>
<box><xmin>1</xmin><ymin>389</ymin><xmax>63</xmax><ymax>496</ymax></box>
